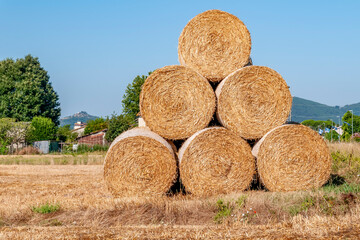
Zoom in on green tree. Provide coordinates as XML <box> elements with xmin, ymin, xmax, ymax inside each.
<box><xmin>0</xmin><ymin>118</ymin><xmax>15</xmax><ymax>154</ymax></box>
<box><xmin>0</xmin><ymin>55</ymin><xmax>61</xmax><ymax>125</ymax></box>
<box><xmin>105</xmin><ymin>114</ymin><xmax>133</xmax><ymax>142</ymax></box>
<box><xmin>301</xmin><ymin>119</ymin><xmax>335</xmax><ymax>131</ymax></box>
<box><xmin>104</xmin><ymin>72</ymin><xmax>152</xmax><ymax>143</ymax></box>
<box><xmin>0</xmin><ymin>118</ymin><xmax>31</xmax><ymax>154</ymax></box>
<box><xmin>56</xmin><ymin>124</ymin><xmax>78</xmax><ymax>142</ymax></box>
<box><xmin>341</xmin><ymin>111</ymin><xmax>360</xmax><ymax>141</ymax></box>
<box><xmin>84</xmin><ymin>117</ymin><xmax>108</xmax><ymax>135</ymax></box>
<box><xmin>324</xmin><ymin>130</ymin><xmax>340</xmax><ymax>142</ymax></box>
<box><xmin>122</xmin><ymin>72</ymin><xmax>152</xmax><ymax>122</ymax></box>
<box><xmin>27</xmin><ymin>116</ymin><xmax>56</xmax><ymax>142</ymax></box>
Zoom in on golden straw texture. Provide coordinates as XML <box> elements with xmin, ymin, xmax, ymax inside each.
<box><xmin>179</xmin><ymin>127</ymin><xmax>255</xmax><ymax>196</ymax></box>
<box><xmin>178</xmin><ymin>9</ymin><xmax>251</xmax><ymax>82</ymax></box>
<box><xmin>252</xmin><ymin>124</ymin><xmax>332</xmax><ymax>192</ymax></box>
<box><xmin>216</xmin><ymin>66</ymin><xmax>292</xmax><ymax>140</ymax></box>
<box><xmin>140</xmin><ymin>65</ymin><xmax>216</xmax><ymax>140</ymax></box>
<box><xmin>104</xmin><ymin>127</ymin><xmax>177</xmax><ymax>197</ymax></box>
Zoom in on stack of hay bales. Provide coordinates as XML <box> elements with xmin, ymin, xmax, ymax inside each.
<box><xmin>104</xmin><ymin>9</ymin><xmax>331</xmax><ymax>197</ymax></box>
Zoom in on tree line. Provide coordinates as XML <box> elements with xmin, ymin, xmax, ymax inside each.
<box><xmin>0</xmin><ymin>54</ymin><xmax>151</xmax><ymax>153</ymax></box>
<box><xmin>301</xmin><ymin>111</ymin><xmax>360</xmax><ymax>142</ymax></box>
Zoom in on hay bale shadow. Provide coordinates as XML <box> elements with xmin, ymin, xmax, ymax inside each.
<box><xmin>324</xmin><ymin>174</ymin><xmax>346</xmax><ymax>186</ymax></box>
<box><xmin>248</xmin><ymin>173</ymin><xmax>267</xmax><ymax>191</ymax></box>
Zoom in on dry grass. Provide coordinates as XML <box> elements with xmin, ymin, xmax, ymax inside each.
<box><xmin>0</xmin><ymin>154</ymin><xmax>104</xmax><ymax>165</ymax></box>
<box><xmin>0</xmin><ymin>143</ymin><xmax>359</xmax><ymax>239</ymax></box>
<box><xmin>328</xmin><ymin>141</ymin><xmax>360</xmax><ymax>157</ymax></box>
<box><xmin>14</xmin><ymin>146</ymin><xmax>41</xmax><ymax>155</ymax></box>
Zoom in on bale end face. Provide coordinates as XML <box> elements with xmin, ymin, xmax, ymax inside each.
<box><xmin>178</xmin><ymin>9</ymin><xmax>251</xmax><ymax>82</ymax></box>
<box><xmin>140</xmin><ymin>65</ymin><xmax>216</xmax><ymax>140</ymax></box>
<box><xmin>104</xmin><ymin>128</ymin><xmax>177</xmax><ymax>197</ymax></box>
<box><xmin>254</xmin><ymin>124</ymin><xmax>332</xmax><ymax>192</ymax></box>
<box><xmin>216</xmin><ymin>66</ymin><xmax>292</xmax><ymax>140</ymax></box>
<box><xmin>179</xmin><ymin>127</ymin><xmax>255</xmax><ymax>196</ymax></box>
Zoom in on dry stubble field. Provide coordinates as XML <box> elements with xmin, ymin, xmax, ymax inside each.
<box><xmin>0</xmin><ymin>144</ymin><xmax>360</xmax><ymax>239</ymax></box>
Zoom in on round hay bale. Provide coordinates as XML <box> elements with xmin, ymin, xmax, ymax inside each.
<box><xmin>140</xmin><ymin>65</ymin><xmax>216</xmax><ymax>140</ymax></box>
<box><xmin>252</xmin><ymin>124</ymin><xmax>332</xmax><ymax>192</ymax></box>
<box><xmin>178</xmin><ymin>9</ymin><xmax>251</xmax><ymax>82</ymax></box>
<box><xmin>104</xmin><ymin>127</ymin><xmax>177</xmax><ymax>197</ymax></box>
<box><xmin>179</xmin><ymin>127</ymin><xmax>255</xmax><ymax>196</ymax></box>
<box><xmin>216</xmin><ymin>66</ymin><xmax>292</xmax><ymax>140</ymax></box>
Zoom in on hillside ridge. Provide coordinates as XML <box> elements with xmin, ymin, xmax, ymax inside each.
<box><xmin>60</xmin><ymin>111</ymin><xmax>99</xmax><ymax>128</ymax></box>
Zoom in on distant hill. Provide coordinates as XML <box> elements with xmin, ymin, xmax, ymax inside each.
<box><xmin>291</xmin><ymin>97</ymin><xmax>360</xmax><ymax>123</ymax></box>
<box><xmin>59</xmin><ymin>98</ymin><xmax>360</xmax><ymax>128</ymax></box>
<box><xmin>60</xmin><ymin>111</ymin><xmax>99</xmax><ymax>128</ymax></box>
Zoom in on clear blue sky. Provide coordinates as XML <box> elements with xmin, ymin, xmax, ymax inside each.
<box><xmin>1</xmin><ymin>0</ymin><xmax>359</xmax><ymax>118</ymax></box>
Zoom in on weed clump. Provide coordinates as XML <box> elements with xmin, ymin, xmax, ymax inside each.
<box><xmin>32</xmin><ymin>203</ymin><xmax>60</xmax><ymax>214</ymax></box>
<box><xmin>214</xmin><ymin>199</ymin><xmax>232</xmax><ymax>223</ymax></box>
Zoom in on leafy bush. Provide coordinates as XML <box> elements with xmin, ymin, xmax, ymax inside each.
<box><xmin>105</xmin><ymin>114</ymin><xmax>133</xmax><ymax>142</ymax></box>
<box><xmin>214</xmin><ymin>199</ymin><xmax>233</xmax><ymax>223</ymax></box>
<box><xmin>56</xmin><ymin>124</ymin><xmax>77</xmax><ymax>142</ymax></box>
<box><xmin>76</xmin><ymin>144</ymin><xmax>109</xmax><ymax>153</ymax></box>
<box><xmin>32</xmin><ymin>202</ymin><xmax>60</xmax><ymax>214</ymax></box>
<box><xmin>27</xmin><ymin>116</ymin><xmax>56</xmax><ymax>142</ymax></box>
<box><xmin>84</xmin><ymin>118</ymin><xmax>108</xmax><ymax>135</ymax></box>
<box><xmin>0</xmin><ymin>118</ymin><xmax>14</xmax><ymax>154</ymax></box>
<box><xmin>325</xmin><ymin>130</ymin><xmax>340</xmax><ymax>142</ymax></box>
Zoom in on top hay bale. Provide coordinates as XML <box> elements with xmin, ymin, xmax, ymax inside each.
<box><xmin>216</xmin><ymin>66</ymin><xmax>292</xmax><ymax>140</ymax></box>
<box><xmin>178</xmin><ymin>9</ymin><xmax>251</xmax><ymax>82</ymax></box>
<box><xmin>252</xmin><ymin>124</ymin><xmax>332</xmax><ymax>192</ymax></box>
<box><xmin>104</xmin><ymin>127</ymin><xmax>177</xmax><ymax>197</ymax></box>
<box><xmin>140</xmin><ymin>65</ymin><xmax>216</xmax><ymax>140</ymax></box>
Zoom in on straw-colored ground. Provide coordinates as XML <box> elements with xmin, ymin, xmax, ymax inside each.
<box><xmin>0</xmin><ymin>143</ymin><xmax>360</xmax><ymax>239</ymax></box>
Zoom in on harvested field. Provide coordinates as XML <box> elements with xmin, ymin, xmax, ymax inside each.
<box><xmin>0</xmin><ymin>154</ymin><xmax>105</xmax><ymax>165</ymax></box>
<box><xmin>0</xmin><ymin>145</ymin><xmax>359</xmax><ymax>239</ymax></box>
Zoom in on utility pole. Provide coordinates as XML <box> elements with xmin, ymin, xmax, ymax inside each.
<box><xmin>350</xmin><ymin>110</ymin><xmax>354</xmax><ymax>140</ymax></box>
<box><xmin>337</xmin><ymin>116</ymin><xmax>341</xmax><ymax>142</ymax></box>
<box><xmin>330</xmin><ymin>119</ymin><xmax>333</xmax><ymax>142</ymax></box>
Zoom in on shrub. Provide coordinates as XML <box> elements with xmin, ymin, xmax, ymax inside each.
<box><xmin>32</xmin><ymin>202</ymin><xmax>60</xmax><ymax>214</ymax></box>
<box><xmin>214</xmin><ymin>199</ymin><xmax>233</xmax><ymax>223</ymax></box>
<box><xmin>105</xmin><ymin>114</ymin><xmax>133</xmax><ymax>142</ymax></box>
<box><xmin>76</xmin><ymin>144</ymin><xmax>109</xmax><ymax>153</ymax></box>
<box><xmin>27</xmin><ymin>116</ymin><xmax>56</xmax><ymax>142</ymax></box>
<box><xmin>15</xmin><ymin>146</ymin><xmax>41</xmax><ymax>155</ymax></box>
<box><xmin>84</xmin><ymin>118</ymin><xmax>108</xmax><ymax>135</ymax></box>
